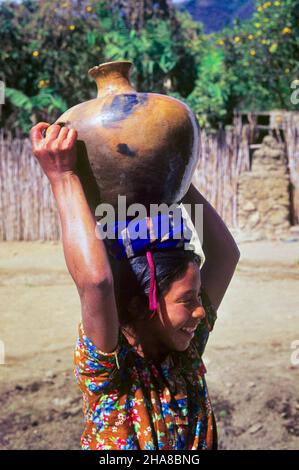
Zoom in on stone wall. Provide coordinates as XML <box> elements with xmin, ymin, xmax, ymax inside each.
<box><xmin>237</xmin><ymin>136</ymin><xmax>291</xmax><ymax>240</ymax></box>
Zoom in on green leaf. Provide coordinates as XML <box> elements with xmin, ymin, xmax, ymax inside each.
<box><xmin>5</xmin><ymin>87</ymin><xmax>33</xmax><ymax>111</ymax></box>
<box><xmin>86</xmin><ymin>32</ymin><xmax>96</xmax><ymax>46</ymax></box>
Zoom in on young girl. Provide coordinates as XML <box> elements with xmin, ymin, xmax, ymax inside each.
<box><xmin>31</xmin><ymin>122</ymin><xmax>240</xmax><ymax>450</ymax></box>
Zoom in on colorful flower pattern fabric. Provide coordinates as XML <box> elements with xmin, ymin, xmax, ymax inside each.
<box><xmin>74</xmin><ymin>288</ymin><xmax>217</xmax><ymax>450</ymax></box>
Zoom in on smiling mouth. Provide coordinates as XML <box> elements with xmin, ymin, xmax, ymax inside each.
<box><xmin>179</xmin><ymin>327</ymin><xmax>196</xmax><ymax>338</ymax></box>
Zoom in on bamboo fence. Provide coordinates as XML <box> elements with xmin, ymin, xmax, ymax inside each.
<box><xmin>192</xmin><ymin>116</ymin><xmax>251</xmax><ymax>229</ymax></box>
<box><xmin>0</xmin><ymin>112</ymin><xmax>298</xmax><ymax>240</ymax></box>
<box><xmin>0</xmin><ymin>130</ymin><xmax>60</xmax><ymax>241</ymax></box>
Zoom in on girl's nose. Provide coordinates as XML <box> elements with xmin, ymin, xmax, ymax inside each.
<box><xmin>193</xmin><ymin>305</ymin><xmax>206</xmax><ymax>321</ymax></box>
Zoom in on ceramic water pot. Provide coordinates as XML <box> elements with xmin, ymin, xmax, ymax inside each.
<box><xmin>56</xmin><ymin>60</ymin><xmax>200</xmax><ymax>211</ymax></box>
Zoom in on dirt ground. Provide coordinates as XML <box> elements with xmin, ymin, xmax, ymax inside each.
<box><xmin>0</xmin><ymin>240</ymin><xmax>298</xmax><ymax>450</ymax></box>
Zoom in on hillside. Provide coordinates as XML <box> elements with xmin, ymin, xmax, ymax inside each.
<box><xmin>172</xmin><ymin>0</ymin><xmax>255</xmax><ymax>32</ymax></box>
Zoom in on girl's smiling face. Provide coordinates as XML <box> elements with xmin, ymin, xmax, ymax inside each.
<box><xmin>152</xmin><ymin>261</ymin><xmax>206</xmax><ymax>352</ymax></box>
<box><xmin>122</xmin><ymin>259</ymin><xmax>206</xmax><ymax>363</ymax></box>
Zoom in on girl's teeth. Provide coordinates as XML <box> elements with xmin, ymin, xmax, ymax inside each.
<box><xmin>181</xmin><ymin>327</ymin><xmax>194</xmax><ymax>333</ymax></box>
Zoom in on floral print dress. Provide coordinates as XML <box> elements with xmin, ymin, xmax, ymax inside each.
<box><xmin>74</xmin><ymin>288</ymin><xmax>217</xmax><ymax>450</ymax></box>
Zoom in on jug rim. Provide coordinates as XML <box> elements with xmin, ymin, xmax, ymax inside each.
<box><xmin>88</xmin><ymin>60</ymin><xmax>134</xmax><ymax>78</ymax></box>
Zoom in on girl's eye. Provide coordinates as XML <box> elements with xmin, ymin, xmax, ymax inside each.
<box><xmin>184</xmin><ymin>295</ymin><xmax>202</xmax><ymax>306</ymax></box>
<box><xmin>180</xmin><ymin>293</ymin><xmax>203</xmax><ymax>306</ymax></box>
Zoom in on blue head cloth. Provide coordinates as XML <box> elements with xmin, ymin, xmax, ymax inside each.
<box><xmin>100</xmin><ymin>211</ymin><xmax>192</xmax><ymax>261</ymax></box>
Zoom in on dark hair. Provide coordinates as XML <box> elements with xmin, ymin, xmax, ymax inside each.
<box><xmin>109</xmin><ymin>249</ymin><xmax>201</xmax><ymax>327</ymax></box>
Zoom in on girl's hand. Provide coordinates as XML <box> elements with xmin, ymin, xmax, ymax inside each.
<box><xmin>30</xmin><ymin>122</ymin><xmax>78</xmax><ymax>184</ymax></box>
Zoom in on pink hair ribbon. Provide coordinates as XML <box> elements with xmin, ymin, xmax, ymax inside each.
<box><xmin>146</xmin><ymin>250</ymin><xmax>158</xmax><ymax>318</ymax></box>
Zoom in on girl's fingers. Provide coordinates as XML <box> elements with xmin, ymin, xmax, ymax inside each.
<box><xmin>57</xmin><ymin>126</ymin><xmax>69</xmax><ymax>143</ymax></box>
<box><xmin>45</xmin><ymin>124</ymin><xmax>62</xmax><ymax>141</ymax></box>
<box><xmin>30</xmin><ymin>122</ymin><xmax>77</xmax><ymax>157</ymax></box>
<box><xmin>30</xmin><ymin>122</ymin><xmax>50</xmax><ymax>145</ymax></box>
<box><xmin>64</xmin><ymin>128</ymin><xmax>78</xmax><ymax>147</ymax></box>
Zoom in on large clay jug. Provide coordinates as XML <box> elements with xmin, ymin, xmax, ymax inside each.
<box><xmin>56</xmin><ymin>60</ymin><xmax>200</xmax><ymax>211</ymax></box>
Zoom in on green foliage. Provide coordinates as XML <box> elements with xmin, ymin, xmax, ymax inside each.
<box><xmin>218</xmin><ymin>0</ymin><xmax>299</xmax><ymax>111</ymax></box>
<box><xmin>0</xmin><ymin>0</ymin><xmax>298</xmax><ymax>131</ymax></box>
<box><xmin>185</xmin><ymin>0</ymin><xmax>299</xmax><ymax>126</ymax></box>
<box><xmin>5</xmin><ymin>87</ymin><xmax>67</xmax><ymax>133</ymax></box>
<box><xmin>103</xmin><ymin>13</ymin><xmax>201</xmax><ymax>93</ymax></box>
<box><xmin>186</xmin><ymin>45</ymin><xmax>232</xmax><ymax>128</ymax></box>
<box><xmin>0</xmin><ymin>0</ymin><xmax>201</xmax><ymax>132</ymax></box>
<box><xmin>0</xmin><ymin>0</ymin><xmax>112</xmax><ymax>131</ymax></box>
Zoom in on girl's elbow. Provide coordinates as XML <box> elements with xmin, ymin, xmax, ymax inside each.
<box><xmin>234</xmin><ymin>246</ymin><xmax>241</xmax><ymax>264</ymax></box>
<box><xmin>76</xmin><ymin>270</ymin><xmax>114</xmax><ymax>294</ymax></box>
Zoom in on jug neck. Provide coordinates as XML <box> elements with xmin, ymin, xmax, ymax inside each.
<box><xmin>88</xmin><ymin>61</ymin><xmax>136</xmax><ymax>98</ymax></box>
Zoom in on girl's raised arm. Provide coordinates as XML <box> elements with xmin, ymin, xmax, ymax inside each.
<box><xmin>30</xmin><ymin>122</ymin><xmax>119</xmax><ymax>353</ymax></box>
<box><xmin>182</xmin><ymin>183</ymin><xmax>240</xmax><ymax>311</ymax></box>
